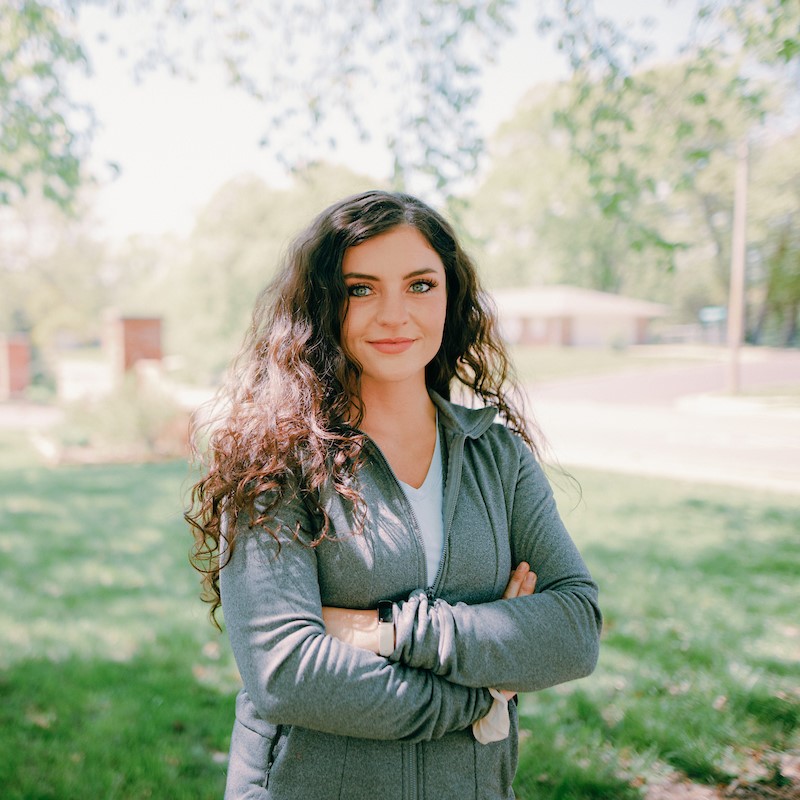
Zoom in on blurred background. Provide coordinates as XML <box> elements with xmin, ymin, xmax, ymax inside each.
<box><xmin>1</xmin><ymin>1</ymin><xmax>798</xmax><ymax>798</ymax></box>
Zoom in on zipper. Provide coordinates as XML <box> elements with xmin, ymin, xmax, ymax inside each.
<box><xmin>366</xmin><ymin>434</ymin><xmax>448</xmax><ymax>800</ymax></box>
<box><xmin>366</xmin><ymin>440</ymin><xmax>429</xmax><ymax>590</ymax></box>
<box><xmin>404</xmin><ymin>741</ymin><xmax>418</xmax><ymax>800</ymax></box>
<box><xmin>262</xmin><ymin>724</ymin><xmax>283</xmax><ymax>790</ymax></box>
<box><xmin>368</xmin><ymin>429</ymin><xmax>468</xmax><ymax>603</ymax></box>
<box><xmin>359</xmin><ymin>408</ymin><xmax>490</xmax><ymax>800</ymax></box>
<box><xmin>428</xmin><ymin>434</ymin><xmax>466</xmax><ymax>601</ymax></box>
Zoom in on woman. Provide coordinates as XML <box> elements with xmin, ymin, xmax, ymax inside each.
<box><xmin>187</xmin><ymin>190</ymin><xmax>601</xmax><ymax>799</ymax></box>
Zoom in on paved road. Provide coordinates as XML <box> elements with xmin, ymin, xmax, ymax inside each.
<box><xmin>528</xmin><ymin>348</ymin><xmax>800</xmax><ymax>495</ymax></box>
<box><xmin>0</xmin><ymin>403</ymin><xmax>63</xmax><ymax>430</ymax></box>
<box><xmin>531</xmin><ymin>346</ymin><xmax>800</xmax><ymax>406</ymax></box>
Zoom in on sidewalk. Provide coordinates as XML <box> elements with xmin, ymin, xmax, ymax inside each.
<box><xmin>0</xmin><ymin>403</ymin><xmax>64</xmax><ymax>430</ymax></box>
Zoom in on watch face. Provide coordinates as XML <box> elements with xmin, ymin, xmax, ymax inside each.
<box><xmin>378</xmin><ymin>601</ymin><xmax>393</xmax><ymax>624</ymax></box>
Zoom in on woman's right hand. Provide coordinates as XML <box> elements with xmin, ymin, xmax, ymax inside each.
<box><xmin>497</xmin><ymin>562</ymin><xmax>537</xmax><ymax>701</ymax></box>
<box><xmin>502</xmin><ymin>561</ymin><xmax>537</xmax><ymax>600</ymax></box>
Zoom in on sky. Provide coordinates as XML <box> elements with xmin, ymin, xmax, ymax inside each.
<box><xmin>70</xmin><ymin>2</ymin><xmax>692</xmax><ymax>243</ymax></box>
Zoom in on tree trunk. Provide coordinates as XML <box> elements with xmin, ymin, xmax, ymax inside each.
<box><xmin>749</xmin><ymin>300</ymin><xmax>769</xmax><ymax>344</ymax></box>
<box><xmin>783</xmin><ymin>304</ymin><xmax>799</xmax><ymax>347</ymax></box>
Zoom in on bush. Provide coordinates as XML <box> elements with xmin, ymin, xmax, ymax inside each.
<box><xmin>50</xmin><ymin>376</ymin><xmax>189</xmax><ymax>462</ymax></box>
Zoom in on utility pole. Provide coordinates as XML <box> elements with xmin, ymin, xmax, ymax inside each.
<box><xmin>727</xmin><ymin>138</ymin><xmax>748</xmax><ymax>394</ymax></box>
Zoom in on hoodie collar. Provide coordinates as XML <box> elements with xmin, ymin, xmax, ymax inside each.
<box><xmin>430</xmin><ymin>390</ymin><xmax>497</xmax><ymax>440</ymax></box>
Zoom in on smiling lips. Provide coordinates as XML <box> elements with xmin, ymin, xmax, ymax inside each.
<box><xmin>368</xmin><ymin>338</ymin><xmax>416</xmax><ymax>354</ymax></box>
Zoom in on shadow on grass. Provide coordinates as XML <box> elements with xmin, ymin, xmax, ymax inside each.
<box><xmin>0</xmin><ymin>649</ymin><xmax>234</xmax><ymax>800</ymax></box>
<box><xmin>520</xmin><ymin>675</ymin><xmax>800</xmax><ymax>794</ymax></box>
<box><xmin>516</xmin><ymin>691</ymin><xmax>641</xmax><ymax>800</ymax></box>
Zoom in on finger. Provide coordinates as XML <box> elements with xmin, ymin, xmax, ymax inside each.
<box><xmin>502</xmin><ymin>562</ymin><xmax>530</xmax><ymax>599</ymax></box>
<box><xmin>503</xmin><ymin>563</ymin><xmax>528</xmax><ymax>599</ymax></box>
<box><xmin>520</xmin><ymin>571</ymin><xmax>537</xmax><ymax>596</ymax></box>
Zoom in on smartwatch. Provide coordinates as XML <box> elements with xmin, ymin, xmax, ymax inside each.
<box><xmin>377</xmin><ymin>601</ymin><xmax>394</xmax><ymax>657</ymax></box>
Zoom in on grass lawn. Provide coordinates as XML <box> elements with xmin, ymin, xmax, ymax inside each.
<box><xmin>519</xmin><ymin>468</ymin><xmax>800</xmax><ymax>799</ymax></box>
<box><xmin>508</xmin><ymin>345</ymin><xmax>696</xmax><ymax>383</ymax></box>
<box><xmin>1</xmin><ymin>434</ymin><xmax>798</xmax><ymax>799</ymax></box>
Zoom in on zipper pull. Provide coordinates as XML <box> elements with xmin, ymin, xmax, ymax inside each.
<box><xmin>426</xmin><ymin>587</ymin><xmax>435</xmax><ymax>602</ymax></box>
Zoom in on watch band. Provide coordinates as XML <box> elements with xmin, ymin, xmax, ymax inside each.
<box><xmin>377</xmin><ymin>601</ymin><xmax>394</xmax><ymax>657</ymax></box>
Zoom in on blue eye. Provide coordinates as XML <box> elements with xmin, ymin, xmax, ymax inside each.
<box><xmin>410</xmin><ymin>279</ymin><xmax>436</xmax><ymax>293</ymax></box>
<box><xmin>348</xmin><ymin>284</ymin><xmax>372</xmax><ymax>297</ymax></box>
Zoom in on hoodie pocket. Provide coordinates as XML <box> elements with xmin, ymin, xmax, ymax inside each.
<box><xmin>420</xmin><ymin>727</ymin><xmax>477</xmax><ymax>800</ymax></box>
<box><xmin>338</xmin><ymin>737</ymin><xmax>405</xmax><ymax>800</ymax></box>
<box><xmin>266</xmin><ymin>726</ymin><xmax>347</xmax><ymax>799</ymax></box>
<box><xmin>224</xmin><ymin>718</ymin><xmax>277</xmax><ymax>799</ymax></box>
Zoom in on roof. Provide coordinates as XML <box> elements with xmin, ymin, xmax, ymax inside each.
<box><xmin>489</xmin><ymin>284</ymin><xmax>668</xmax><ymax>319</ymax></box>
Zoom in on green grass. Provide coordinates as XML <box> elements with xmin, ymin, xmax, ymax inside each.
<box><xmin>732</xmin><ymin>384</ymin><xmax>800</xmax><ymax>407</ymax></box>
<box><xmin>0</xmin><ymin>436</ymin><xmax>235</xmax><ymax>800</ymax></box>
<box><xmin>522</xmin><ymin>468</ymin><xmax>800</xmax><ymax>797</ymax></box>
<box><xmin>1</xmin><ymin>432</ymin><xmax>798</xmax><ymax>798</ymax></box>
<box><xmin>0</xmin><ymin>652</ymin><xmax>232</xmax><ymax>799</ymax></box>
<box><xmin>508</xmin><ymin>344</ymin><xmax>705</xmax><ymax>384</ymax></box>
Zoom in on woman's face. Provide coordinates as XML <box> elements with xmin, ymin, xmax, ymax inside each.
<box><xmin>341</xmin><ymin>225</ymin><xmax>447</xmax><ymax>395</ymax></box>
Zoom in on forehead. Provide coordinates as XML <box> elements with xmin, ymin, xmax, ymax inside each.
<box><xmin>342</xmin><ymin>226</ymin><xmax>444</xmax><ymax>276</ymax></box>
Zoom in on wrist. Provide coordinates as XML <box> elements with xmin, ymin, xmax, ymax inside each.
<box><xmin>377</xmin><ymin>600</ymin><xmax>395</xmax><ymax>657</ymax></box>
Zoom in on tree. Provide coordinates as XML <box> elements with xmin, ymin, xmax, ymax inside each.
<box><xmin>753</xmin><ymin>223</ymin><xmax>800</xmax><ymax>345</ymax></box>
<box><xmin>0</xmin><ymin>193</ymin><xmax>110</xmax><ymax>358</ymax></box>
<box><xmin>132</xmin><ymin>163</ymin><xmax>379</xmax><ymax>381</ymax></box>
<box><xmin>0</xmin><ymin>1</ymin><xmax>91</xmax><ymax>208</ymax></box>
<box><xmin>463</xmin><ymin>80</ymin><xmax>679</xmax><ymax>297</ymax></box>
<box><xmin>464</xmin><ymin>61</ymin><xmax>800</xmax><ymax>333</ymax></box>
<box><xmin>746</xmin><ymin>129</ymin><xmax>800</xmax><ymax>345</ymax></box>
<box><xmin>537</xmin><ymin>0</ymin><xmax>800</xmax><ymax>263</ymax></box>
<box><xmin>1</xmin><ymin>0</ymin><xmax>515</xmax><ymax>207</ymax></box>
<box><xmin>3</xmin><ymin>0</ymin><xmax>799</xmax><ymax>252</ymax></box>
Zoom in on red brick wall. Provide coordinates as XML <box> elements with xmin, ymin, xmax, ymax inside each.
<box><xmin>0</xmin><ymin>335</ymin><xmax>30</xmax><ymax>399</ymax></box>
<box><xmin>109</xmin><ymin>318</ymin><xmax>162</xmax><ymax>373</ymax></box>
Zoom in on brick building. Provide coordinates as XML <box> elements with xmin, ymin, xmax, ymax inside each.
<box><xmin>0</xmin><ymin>334</ymin><xmax>30</xmax><ymax>400</ymax></box>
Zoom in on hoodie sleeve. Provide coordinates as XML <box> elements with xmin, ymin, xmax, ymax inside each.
<box><xmin>220</xmin><ymin>491</ymin><xmax>493</xmax><ymax>743</ymax></box>
<box><xmin>389</xmin><ymin>435</ymin><xmax>602</xmax><ymax>693</ymax></box>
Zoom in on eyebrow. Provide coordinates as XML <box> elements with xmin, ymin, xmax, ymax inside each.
<box><xmin>342</xmin><ymin>268</ymin><xmax>439</xmax><ymax>281</ymax></box>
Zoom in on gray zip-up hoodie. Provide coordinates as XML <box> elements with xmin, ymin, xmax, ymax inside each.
<box><xmin>220</xmin><ymin>393</ymin><xmax>601</xmax><ymax>799</ymax></box>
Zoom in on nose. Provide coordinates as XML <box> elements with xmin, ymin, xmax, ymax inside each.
<box><xmin>376</xmin><ymin>291</ymin><xmax>410</xmax><ymax>327</ymax></box>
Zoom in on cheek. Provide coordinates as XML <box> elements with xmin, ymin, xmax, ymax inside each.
<box><xmin>433</xmin><ymin>298</ymin><xmax>448</xmax><ymax>338</ymax></box>
<box><xmin>340</xmin><ymin>306</ymin><xmax>362</xmax><ymax>352</ymax></box>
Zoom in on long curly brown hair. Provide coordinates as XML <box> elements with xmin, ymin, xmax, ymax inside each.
<box><xmin>186</xmin><ymin>190</ymin><xmax>541</xmax><ymax>625</ymax></box>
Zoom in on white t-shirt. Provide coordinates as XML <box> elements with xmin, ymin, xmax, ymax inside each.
<box><xmin>398</xmin><ymin>422</ymin><xmax>444</xmax><ymax>586</ymax></box>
